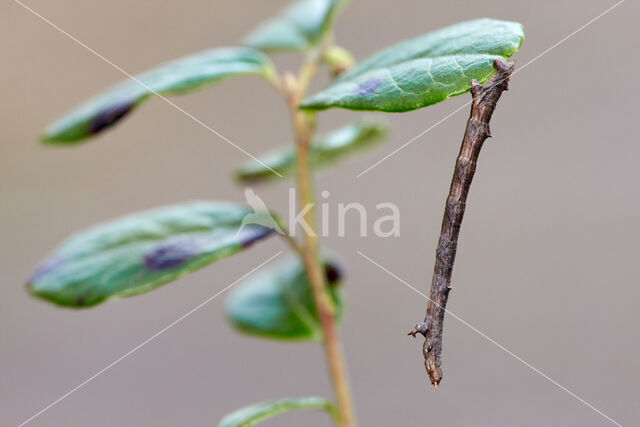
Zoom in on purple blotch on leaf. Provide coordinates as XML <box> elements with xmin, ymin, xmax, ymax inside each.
<box><xmin>356</xmin><ymin>78</ymin><xmax>383</xmax><ymax>96</ymax></box>
<box><xmin>238</xmin><ymin>225</ymin><xmax>274</xmax><ymax>248</ymax></box>
<box><xmin>90</xmin><ymin>99</ymin><xmax>135</xmax><ymax>135</ymax></box>
<box><xmin>144</xmin><ymin>239</ymin><xmax>201</xmax><ymax>271</ymax></box>
<box><xmin>29</xmin><ymin>256</ymin><xmax>65</xmax><ymax>284</ymax></box>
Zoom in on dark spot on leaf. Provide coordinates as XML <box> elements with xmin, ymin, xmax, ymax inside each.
<box><xmin>144</xmin><ymin>239</ymin><xmax>201</xmax><ymax>271</ymax></box>
<box><xmin>238</xmin><ymin>225</ymin><xmax>274</xmax><ymax>248</ymax></box>
<box><xmin>356</xmin><ymin>78</ymin><xmax>382</xmax><ymax>96</ymax></box>
<box><xmin>29</xmin><ymin>256</ymin><xmax>65</xmax><ymax>283</ymax></box>
<box><xmin>324</xmin><ymin>262</ymin><xmax>343</xmax><ymax>285</ymax></box>
<box><xmin>90</xmin><ymin>99</ymin><xmax>135</xmax><ymax>135</ymax></box>
<box><xmin>76</xmin><ymin>297</ymin><xmax>85</xmax><ymax>306</ymax></box>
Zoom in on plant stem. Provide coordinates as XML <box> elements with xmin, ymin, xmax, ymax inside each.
<box><xmin>409</xmin><ymin>59</ymin><xmax>515</xmax><ymax>387</ymax></box>
<box><xmin>284</xmin><ymin>57</ymin><xmax>356</xmax><ymax>427</ymax></box>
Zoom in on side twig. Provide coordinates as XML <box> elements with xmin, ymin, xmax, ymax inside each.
<box><xmin>409</xmin><ymin>59</ymin><xmax>515</xmax><ymax>386</ymax></box>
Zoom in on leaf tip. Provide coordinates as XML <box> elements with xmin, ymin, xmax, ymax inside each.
<box><xmin>39</xmin><ymin>119</ymin><xmax>94</xmax><ymax>145</ymax></box>
<box><xmin>28</xmin><ymin>255</ymin><xmax>65</xmax><ymax>284</ymax></box>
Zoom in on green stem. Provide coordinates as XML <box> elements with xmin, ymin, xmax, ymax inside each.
<box><xmin>284</xmin><ymin>56</ymin><xmax>356</xmax><ymax>427</ymax></box>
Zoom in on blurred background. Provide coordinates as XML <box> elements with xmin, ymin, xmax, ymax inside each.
<box><xmin>1</xmin><ymin>0</ymin><xmax>638</xmax><ymax>425</ymax></box>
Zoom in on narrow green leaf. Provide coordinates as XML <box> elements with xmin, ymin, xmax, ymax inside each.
<box><xmin>244</xmin><ymin>0</ymin><xmax>349</xmax><ymax>52</ymax></box>
<box><xmin>301</xmin><ymin>18</ymin><xmax>524</xmax><ymax>112</ymax></box>
<box><xmin>235</xmin><ymin>118</ymin><xmax>388</xmax><ymax>182</ymax></box>
<box><xmin>27</xmin><ymin>201</ymin><xmax>275</xmax><ymax>307</ymax></box>
<box><xmin>219</xmin><ymin>397</ymin><xmax>337</xmax><ymax>427</ymax></box>
<box><xmin>225</xmin><ymin>256</ymin><xmax>344</xmax><ymax>340</ymax></box>
<box><xmin>42</xmin><ymin>47</ymin><xmax>275</xmax><ymax>143</ymax></box>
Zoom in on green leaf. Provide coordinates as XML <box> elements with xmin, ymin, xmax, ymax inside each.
<box><xmin>219</xmin><ymin>397</ymin><xmax>337</xmax><ymax>427</ymax></box>
<box><xmin>301</xmin><ymin>18</ymin><xmax>524</xmax><ymax>112</ymax></box>
<box><xmin>27</xmin><ymin>201</ymin><xmax>275</xmax><ymax>307</ymax></box>
<box><xmin>42</xmin><ymin>47</ymin><xmax>275</xmax><ymax>143</ymax></box>
<box><xmin>323</xmin><ymin>45</ymin><xmax>356</xmax><ymax>77</ymax></box>
<box><xmin>225</xmin><ymin>256</ymin><xmax>344</xmax><ymax>340</ymax></box>
<box><xmin>235</xmin><ymin>118</ymin><xmax>388</xmax><ymax>182</ymax></box>
<box><xmin>244</xmin><ymin>0</ymin><xmax>348</xmax><ymax>52</ymax></box>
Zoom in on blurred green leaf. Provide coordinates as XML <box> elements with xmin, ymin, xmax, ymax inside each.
<box><xmin>235</xmin><ymin>118</ymin><xmax>388</xmax><ymax>182</ymax></box>
<box><xmin>219</xmin><ymin>397</ymin><xmax>337</xmax><ymax>427</ymax></box>
<box><xmin>301</xmin><ymin>18</ymin><xmax>524</xmax><ymax>112</ymax></box>
<box><xmin>42</xmin><ymin>47</ymin><xmax>275</xmax><ymax>143</ymax></box>
<box><xmin>323</xmin><ymin>45</ymin><xmax>356</xmax><ymax>77</ymax></box>
<box><xmin>27</xmin><ymin>201</ymin><xmax>276</xmax><ymax>307</ymax></box>
<box><xmin>225</xmin><ymin>256</ymin><xmax>344</xmax><ymax>340</ymax></box>
<box><xmin>244</xmin><ymin>0</ymin><xmax>349</xmax><ymax>52</ymax></box>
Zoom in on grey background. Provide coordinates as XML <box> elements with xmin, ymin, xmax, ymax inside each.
<box><xmin>1</xmin><ymin>0</ymin><xmax>638</xmax><ymax>426</ymax></box>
